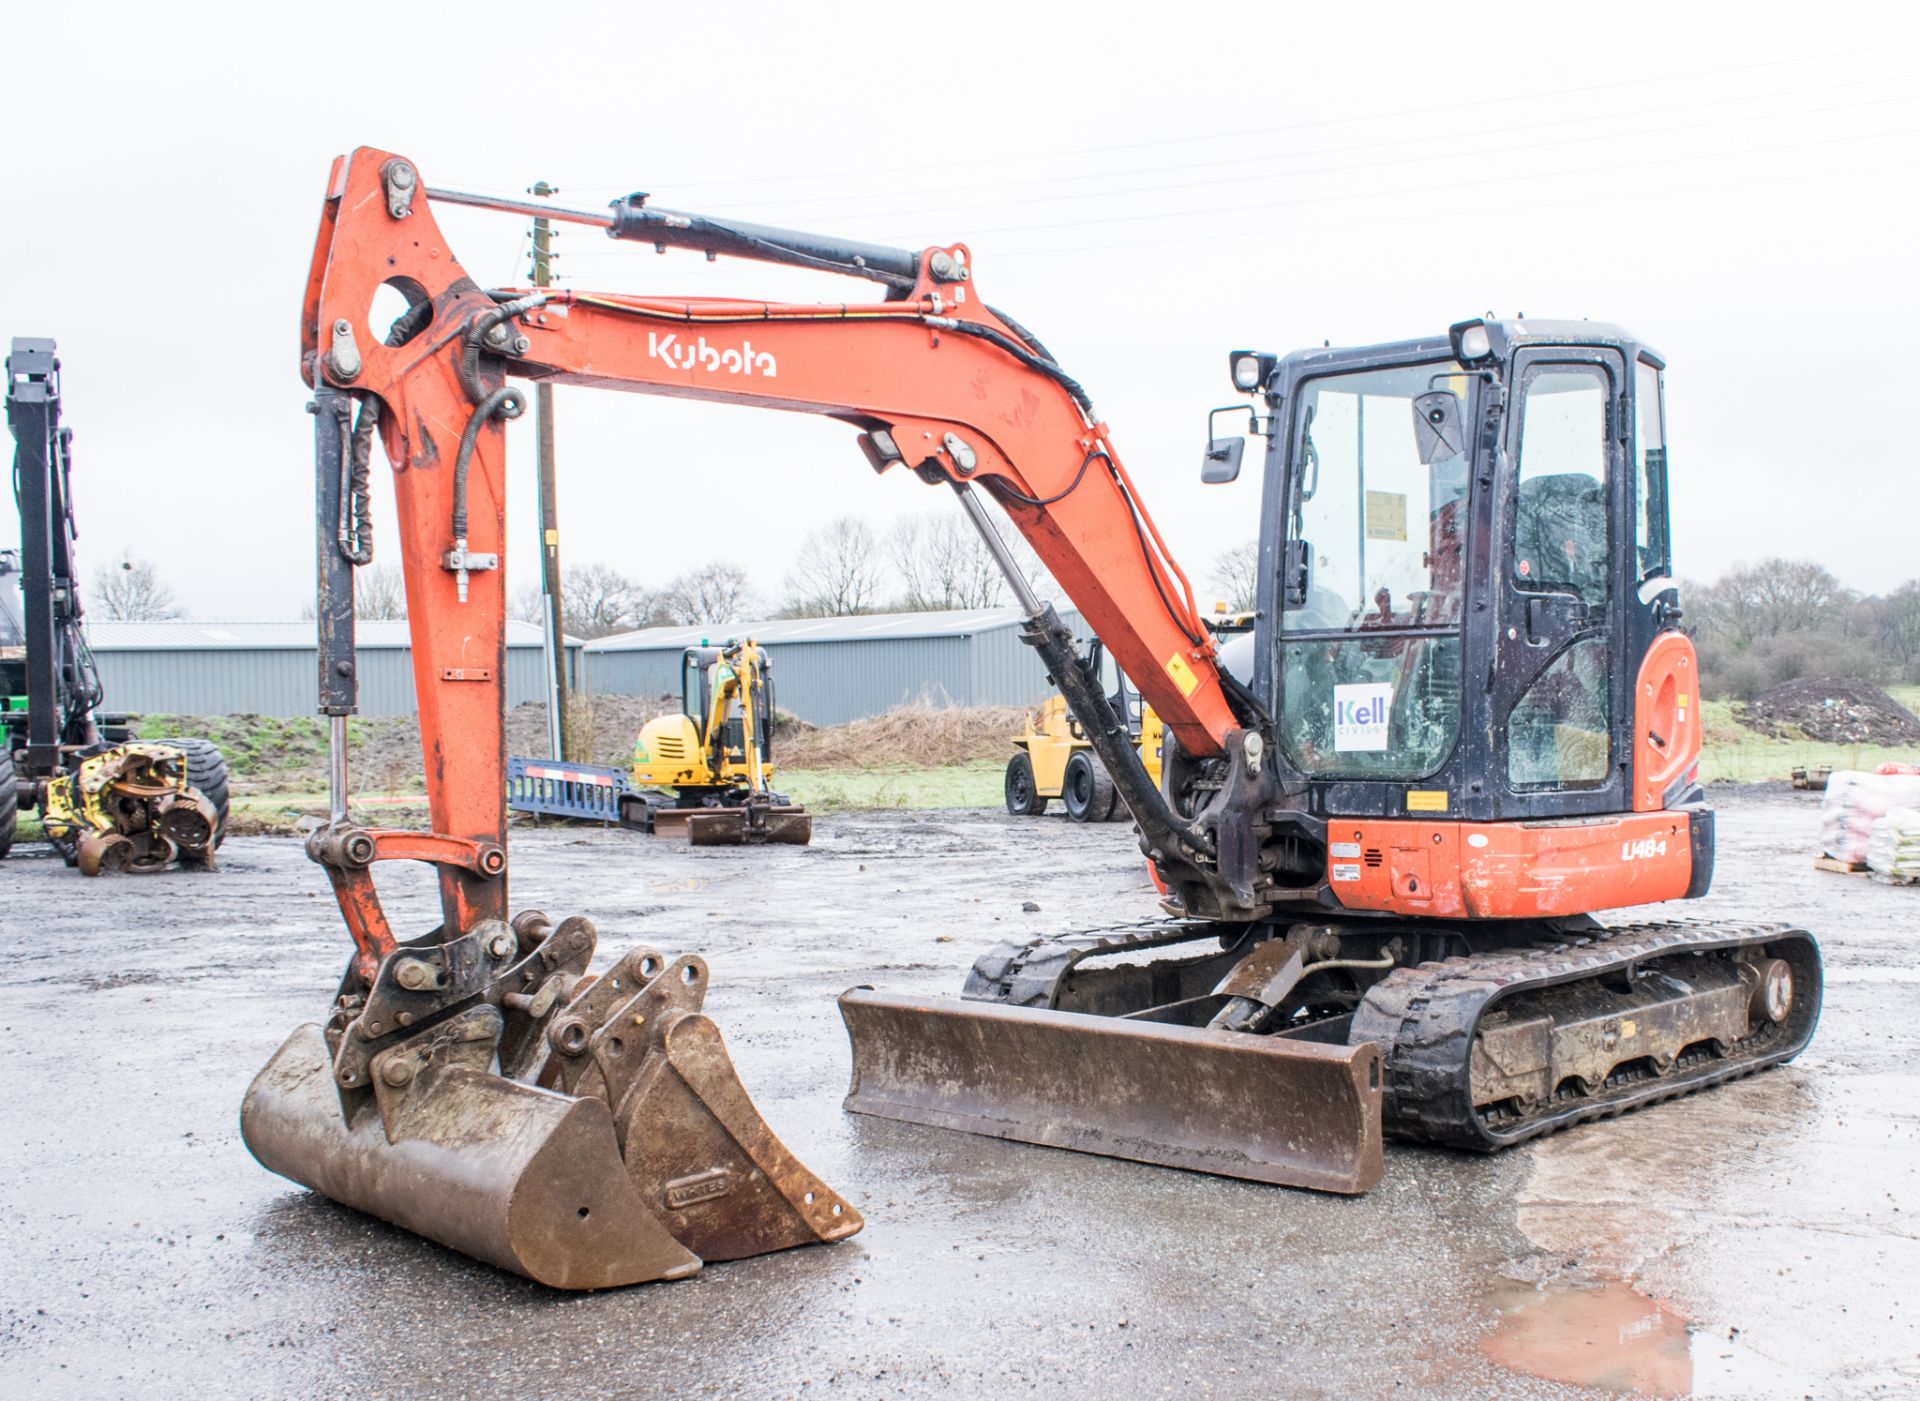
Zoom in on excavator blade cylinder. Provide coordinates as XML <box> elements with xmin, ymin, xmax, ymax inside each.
<box><xmin>839</xmin><ymin>991</ymin><xmax>1384</xmax><ymax>1194</ymax></box>
<box><xmin>241</xmin><ymin>1024</ymin><xmax>703</xmax><ymax>1290</ymax></box>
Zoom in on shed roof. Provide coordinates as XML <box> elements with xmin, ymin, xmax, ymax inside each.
<box><xmin>84</xmin><ymin>620</ymin><xmax>574</xmax><ymax>650</ymax></box>
<box><xmin>583</xmin><ymin>606</ymin><xmax>1062</xmax><ymax>653</ymax></box>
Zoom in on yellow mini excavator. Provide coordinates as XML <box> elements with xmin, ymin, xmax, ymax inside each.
<box><xmin>625</xmin><ymin>639</ymin><xmax>811</xmax><ymax>846</ymax></box>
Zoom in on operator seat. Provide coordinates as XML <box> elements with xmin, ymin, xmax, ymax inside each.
<box><xmin>1514</xmin><ymin>473</ymin><xmax>1606</xmax><ymax>603</ymax></box>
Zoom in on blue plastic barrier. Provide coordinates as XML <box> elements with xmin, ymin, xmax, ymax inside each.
<box><xmin>506</xmin><ymin>756</ymin><xmax>633</xmax><ymax>824</ymax></box>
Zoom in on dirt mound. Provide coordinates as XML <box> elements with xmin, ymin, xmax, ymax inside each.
<box><xmin>129</xmin><ymin>695</ymin><xmax>1019</xmax><ymax>794</ymax></box>
<box><xmin>1744</xmin><ymin>676</ymin><xmax>1920</xmax><ymax>745</ymax></box>
<box><xmin>776</xmin><ymin>702</ymin><xmax>1029</xmax><ymax>769</ymax></box>
<box><xmin>131</xmin><ymin>694</ymin><xmax>678</xmax><ymax>794</ymax></box>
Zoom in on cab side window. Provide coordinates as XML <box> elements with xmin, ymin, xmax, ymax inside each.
<box><xmin>1507</xmin><ymin>364</ymin><xmax>1613</xmax><ymax>789</ymax></box>
<box><xmin>1634</xmin><ymin>360</ymin><xmax>1671</xmax><ymax>582</ymax></box>
<box><xmin>1512</xmin><ymin>366</ymin><xmax>1610</xmax><ymax>609</ymax></box>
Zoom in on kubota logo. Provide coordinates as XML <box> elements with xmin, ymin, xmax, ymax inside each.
<box><xmin>648</xmin><ymin>331</ymin><xmax>777</xmax><ymax>377</ymax></box>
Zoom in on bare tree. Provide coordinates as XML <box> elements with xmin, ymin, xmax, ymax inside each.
<box><xmin>1694</xmin><ymin>559</ymin><xmax>1850</xmax><ymax>646</ymax></box>
<box><xmin>1881</xmin><ymin>581</ymin><xmax>1920</xmax><ymax>681</ymax></box>
<box><xmin>890</xmin><ymin>511</ymin><xmax>1007</xmax><ymax>610</ymax></box>
<box><xmin>1208</xmin><ymin>540</ymin><xmax>1260</xmax><ymax>613</ymax></box>
<box><xmin>560</xmin><ymin>562</ymin><xmax>659</xmax><ymax>639</ymax></box>
<box><xmin>353</xmin><ymin>563</ymin><xmax>408</xmax><ymax>620</ymax></box>
<box><xmin>781</xmin><ymin>516</ymin><xmax>889</xmax><ymax>617</ymax></box>
<box><xmin>91</xmin><ymin>555</ymin><xmax>182</xmax><ymax>621</ymax></box>
<box><xmin>660</xmin><ymin>562</ymin><xmax>758</xmax><ymax>626</ymax></box>
<box><xmin>509</xmin><ymin>585</ymin><xmax>546</xmax><ymax>626</ymax></box>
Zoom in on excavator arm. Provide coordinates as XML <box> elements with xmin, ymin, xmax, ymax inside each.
<box><xmin>301</xmin><ymin>147</ymin><xmax>1270</xmax><ymax>960</ymax></box>
<box><xmin>240</xmin><ymin>149</ymin><xmax>1375</xmax><ymax>1291</ymax></box>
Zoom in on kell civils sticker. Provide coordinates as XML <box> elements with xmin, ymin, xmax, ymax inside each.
<box><xmin>1333</xmin><ymin>682</ymin><xmax>1392</xmax><ymax>751</ymax></box>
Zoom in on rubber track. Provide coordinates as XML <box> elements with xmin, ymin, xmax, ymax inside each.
<box><xmin>1351</xmin><ymin>918</ymin><xmax>1822</xmax><ymax>1151</ymax></box>
<box><xmin>963</xmin><ymin>920</ymin><xmax>1229</xmax><ymax>1006</ymax></box>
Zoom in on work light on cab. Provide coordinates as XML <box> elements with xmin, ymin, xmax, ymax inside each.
<box><xmin>1449</xmin><ymin>319</ymin><xmax>1494</xmax><ymax>365</ymax></box>
<box><xmin>1229</xmin><ymin>350</ymin><xmax>1275</xmax><ymax>393</ymax></box>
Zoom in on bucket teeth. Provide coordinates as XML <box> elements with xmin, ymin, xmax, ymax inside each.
<box><xmin>243</xmin><ymin>917</ymin><xmax>860</xmax><ymax>1289</ymax></box>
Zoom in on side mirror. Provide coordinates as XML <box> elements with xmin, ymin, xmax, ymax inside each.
<box><xmin>1201</xmin><ymin>436</ymin><xmax>1245</xmax><ymax>484</ymax></box>
<box><xmin>1411</xmin><ymin>390</ymin><xmax>1466</xmax><ymax>464</ymax></box>
<box><xmin>1283</xmin><ymin>538</ymin><xmax>1311</xmax><ymax>608</ymax></box>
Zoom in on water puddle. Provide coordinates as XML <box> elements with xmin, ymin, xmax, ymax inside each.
<box><xmin>1482</xmin><ymin>1277</ymin><xmax>1804</xmax><ymax>1397</ymax></box>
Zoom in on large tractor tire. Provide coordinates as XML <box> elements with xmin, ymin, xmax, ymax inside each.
<box><xmin>0</xmin><ymin>747</ymin><xmax>16</xmax><ymax>859</ymax></box>
<box><xmin>1004</xmin><ymin>752</ymin><xmax>1048</xmax><ymax>816</ymax></box>
<box><xmin>1062</xmin><ymin>749</ymin><xmax>1119</xmax><ymax>823</ymax></box>
<box><xmin>159</xmin><ymin>737</ymin><xmax>231</xmax><ymax>846</ymax></box>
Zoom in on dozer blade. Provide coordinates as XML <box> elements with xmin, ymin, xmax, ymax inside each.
<box><xmin>241</xmin><ymin>1024</ymin><xmax>701</xmax><ymax>1290</ymax></box>
<box><xmin>684</xmin><ymin>806</ymin><xmax>812</xmax><ymax>846</ymax></box>
<box><xmin>839</xmin><ymin>990</ymin><xmax>1384</xmax><ymax>1194</ymax></box>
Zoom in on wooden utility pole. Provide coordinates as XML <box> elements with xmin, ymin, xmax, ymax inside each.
<box><xmin>530</xmin><ymin>181</ymin><xmax>572</xmax><ymax>760</ymax></box>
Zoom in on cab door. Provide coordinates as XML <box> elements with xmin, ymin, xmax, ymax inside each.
<box><xmin>1492</xmin><ymin>346</ymin><xmax>1629</xmax><ymax>816</ymax></box>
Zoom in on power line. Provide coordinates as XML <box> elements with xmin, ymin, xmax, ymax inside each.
<box><xmin>986</xmin><ymin>151</ymin><xmax>1916</xmax><ymax>261</ymax></box>
<box><xmin>671</xmin><ymin>70</ymin><xmax>1920</xmax><ymax>216</ymax></box>
<box><xmin>548</xmin><ymin>39</ymin><xmax>1920</xmax><ymax>194</ymax></box>
<box><xmin>760</xmin><ymin>90</ymin><xmax>1920</xmax><ymax>232</ymax></box>
<box><xmin>869</xmin><ymin>122</ymin><xmax>1920</xmax><ymax>242</ymax></box>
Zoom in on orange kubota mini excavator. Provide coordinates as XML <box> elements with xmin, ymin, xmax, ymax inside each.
<box><xmin>244</xmin><ymin>147</ymin><xmax>1821</xmax><ymax>1287</ymax></box>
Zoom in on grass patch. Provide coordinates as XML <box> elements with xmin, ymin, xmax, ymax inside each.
<box><xmin>131</xmin><ymin>713</ymin><xmax>357</xmax><ymax>776</ymax></box>
<box><xmin>1697</xmin><ymin>698</ymin><xmax>1920</xmax><ymax>783</ymax></box>
<box><xmin>1888</xmin><ymin>684</ymin><xmax>1920</xmax><ymax>716</ymax></box>
<box><xmin>776</xmin><ymin>760</ymin><xmax>1003</xmax><ymax>812</ymax></box>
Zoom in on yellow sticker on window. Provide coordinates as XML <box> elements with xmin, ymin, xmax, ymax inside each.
<box><xmin>1164</xmin><ymin>652</ymin><xmax>1200</xmax><ymax>698</ymax></box>
<box><xmin>1364</xmin><ymin>490</ymin><xmax>1407</xmax><ymax>542</ymax></box>
<box><xmin>1407</xmin><ymin>790</ymin><xmax>1449</xmax><ymax>813</ymax></box>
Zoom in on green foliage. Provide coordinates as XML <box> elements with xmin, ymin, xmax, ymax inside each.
<box><xmin>130</xmin><ymin>713</ymin><xmax>356</xmax><ymax>776</ymax></box>
<box><xmin>776</xmin><ymin>760</ymin><xmax>1003</xmax><ymax>811</ymax></box>
<box><xmin>1687</xmin><ymin>560</ymin><xmax>1920</xmax><ymax>699</ymax></box>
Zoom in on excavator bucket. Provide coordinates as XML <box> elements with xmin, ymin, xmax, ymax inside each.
<box><xmin>242</xmin><ymin>920</ymin><xmax>860</xmax><ymax>1289</ymax></box>
<box><xmin>839</xmin><ymin>991</ymin><xmax>1384</xmax><ymax>1194</ymax></box>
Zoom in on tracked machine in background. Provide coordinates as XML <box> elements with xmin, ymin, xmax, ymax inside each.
<box><xmin>626</xmin><ymin>639</ymin><xmax>810</xmax><ymax>845</ymax></box>
<box><xmin>244</xmin><ymin>148</ymin><xmax>1820</xmax><ymax>1290</ymax></box>
<box><xmin>3</xmin><ymin>338</ymin><xmax>228</xmax><ymax>872</ymax></box>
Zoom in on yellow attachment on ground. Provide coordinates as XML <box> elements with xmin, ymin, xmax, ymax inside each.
<box><xmin>43</xmin><ymin>742</ymin><xmax>219</xmax><ymax>875</ymax></box>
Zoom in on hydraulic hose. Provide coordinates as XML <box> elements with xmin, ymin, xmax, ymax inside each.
<box><xmin>451</xmin><ymin>385</ymin><xmax>525</xmax><ymax>542</ymax></box>
<box><xmin>338</xmin><ymin>399</ymin><xmax>377</xmax><ymax>567</ymax></box>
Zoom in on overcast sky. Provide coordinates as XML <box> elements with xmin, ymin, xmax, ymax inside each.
<box><xmin>5</xmin><ymin>2</ymin><xmax>1917</xmax><ymax>623</ymax></box>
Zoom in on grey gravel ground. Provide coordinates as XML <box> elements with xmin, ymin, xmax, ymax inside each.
<box><xmin>0</xmin><ymin>786</ymin><xmax>1913</xmax><ymax>1399</ymax></box>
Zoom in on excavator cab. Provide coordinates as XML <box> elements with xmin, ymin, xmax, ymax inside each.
<box><xmin>1234</xmin><ymin>320</ymin><xmax>1698</xmax><ymax>853</ymax></box>
<box><xmin>849</xmin><ymin>321</ymin><xmax>1814</xmax><ymax>1183</ymax></box>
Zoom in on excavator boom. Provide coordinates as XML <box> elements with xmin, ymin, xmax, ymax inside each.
<box><xmin>243</xmin><ymin>147</ymin><xmax>1380</xmax><ymax>1289</ymax></box>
